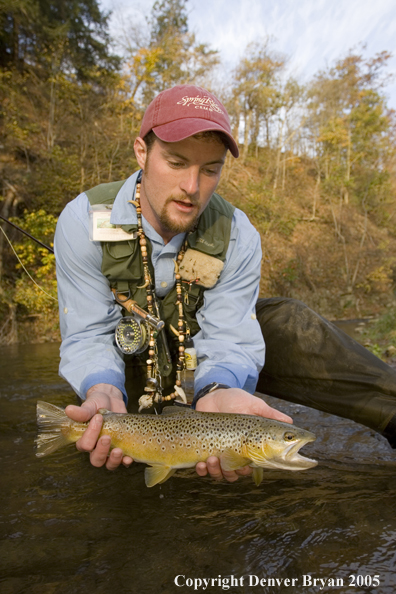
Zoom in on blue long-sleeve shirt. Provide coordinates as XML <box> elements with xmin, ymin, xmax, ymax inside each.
<box><xmin>54</xmin><ymin>171</ymin><xmax>265</xmax><ymax>402</ymax></box>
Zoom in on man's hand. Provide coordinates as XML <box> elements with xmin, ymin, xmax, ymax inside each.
<box><xmin>194</xmin><ymin>388</ymin><xmax>293</xmax><ymax>483</ymax></box>
<box><xmin>65</xmin><ymin>383</ymin><xmax>133</xmax><ymax>470</ymax></box>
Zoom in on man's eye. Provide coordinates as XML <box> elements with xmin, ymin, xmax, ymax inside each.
<box><xmin>169</xmin><ymin>161</ymin><xmax>184</xmax><ymax>168</ymax></box>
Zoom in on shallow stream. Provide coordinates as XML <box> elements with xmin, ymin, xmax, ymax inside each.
<box><xmin>1</xmin><ymin>343</ymin><xmax>396</xmax><ymax>594</ymax></box>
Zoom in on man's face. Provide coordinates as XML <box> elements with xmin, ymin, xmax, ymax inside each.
<box><xmin>134</xmin><ymin>134</ymin><xmax>227</xmax><ymax>242</ymax></box>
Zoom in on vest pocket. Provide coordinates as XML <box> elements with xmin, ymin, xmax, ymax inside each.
<box><xmin>102</xmin><ymin>240</ymin><xmax>143</xmax><ymax>282</ymax></box>
<box><xmin>183</xmin><ymin>287</ymin><xmax>204</xmax><ymax>335</ymax></box>
<box><xmin>106</xmin><ymin>240</ymin><xmax>137</xmax><ymax>260</ymax></box>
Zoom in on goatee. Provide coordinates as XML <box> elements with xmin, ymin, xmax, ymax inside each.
<box><xmin>158</xmin><ymin>197</ymin><xmax>200</xmax><ymax>234</ymax></box>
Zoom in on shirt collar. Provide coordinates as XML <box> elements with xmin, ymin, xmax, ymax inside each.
<box><xmin>110</xmin><ymin>171</ymin><xmax>140</xmax><ymax>225</ymax></box>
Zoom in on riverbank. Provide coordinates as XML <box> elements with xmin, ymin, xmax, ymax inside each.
<box><xmin>345</xmin><ymin>308</ymin><xmax>396</xmax><ymax>367</ymax></box>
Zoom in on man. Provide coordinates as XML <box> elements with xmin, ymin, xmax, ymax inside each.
<box><xmin>55</xmin><ymin>84</ymin><xmax>292</xmax><ymax>481</ymax></box>
<box><xmin>55</xmin><ymin>84</ymin><xmax>396</xmax><ymax>481</ymax></box>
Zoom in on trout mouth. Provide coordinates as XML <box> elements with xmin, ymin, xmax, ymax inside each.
<box><xmin>281</xmin><ymin>436</ymin><xmax>318</xmax><ymax>470</ymax></box>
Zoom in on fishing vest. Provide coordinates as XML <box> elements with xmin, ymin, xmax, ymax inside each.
<box><xmin>86</xmin><ymin>179</ymin><xmax>235</xmax><ymax>375</ymax></box>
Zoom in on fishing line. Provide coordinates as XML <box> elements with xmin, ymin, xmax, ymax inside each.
<box><xmin>0</xmin><ymin>225</ymin><xmax>58</xmax><ymax>302</ymax></box>
<box><xmin>0</xmin><ymin>214</ymin><xmax>54</xmax><ymax>253</ymax></box>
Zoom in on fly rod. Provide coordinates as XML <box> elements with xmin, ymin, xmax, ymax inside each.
<box><xmin>0</xmin><ymin>215</ymin><xmax>54</xmax><ymax>254</ymax></box>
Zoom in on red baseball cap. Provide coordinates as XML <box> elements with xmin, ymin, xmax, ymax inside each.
<box><xmin>139</xmin><ymin>84</ymin><xmax>239</xmax><ymax>158</ymax></box>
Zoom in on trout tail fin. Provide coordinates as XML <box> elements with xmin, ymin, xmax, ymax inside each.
<box><xmin>35</xmin><ymin>401</ymin><xmax>76</xmax><ymax>457</ymax></box>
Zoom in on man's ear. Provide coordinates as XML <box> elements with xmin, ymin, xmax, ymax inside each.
<box><xmin>134</xmin><ymin>137</ymin><xmax>148</xmax><ymax>170</ymax></box>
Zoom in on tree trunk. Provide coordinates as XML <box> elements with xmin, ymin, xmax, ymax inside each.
<box><xmin>272</xmin><ymin>118</ymin><xmax>284</xmax><ymax>196</ymax></box>
<box><xmin>47</xmin><ymin>76</ymin><xmax>56</xmax><ymax>151</ymax></box>
<box><xmin>344</xmin><ymin>125</ymin><xmax>351</xmax><ymax>204</ymax></box>
<box><xmin>0</xmin><ymin>183</ymin><xmax>18</xmax><ymax>282</ymax></box>
<box><xmin>311</xmin><ymin>166</ymin><xmax>321</xmax><ymax>219</ymax></box>
<box><xmin>232</xmin><ymin>95</ymin><xmax>240</xmax><ymax>142</ymax></box>
<box><xmin>242</xmin><ymin>109</ymin><xmax>252</xmax><ymax>162</ymax></box>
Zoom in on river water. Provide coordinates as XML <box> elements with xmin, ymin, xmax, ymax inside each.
<box><xmin>1</xmin><ymin>343</ymin><xmax>396</xmax><ymax>594</ymax></box>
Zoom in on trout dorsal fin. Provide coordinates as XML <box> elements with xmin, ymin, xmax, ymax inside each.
<box><xmin>161</xmin><ymin>406</ymin><xmax>195</xmax><ymax>415</ymax></box>
<box><xmin>145</xmin><ymin>465</ymin><xmax>176</xmax><ymax>487</ymax></box>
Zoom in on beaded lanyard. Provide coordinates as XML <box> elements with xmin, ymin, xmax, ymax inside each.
<box><xmin>131</xmin><ymin>179</ymin><xmax>190</xmax><ymax>411</ymax></box>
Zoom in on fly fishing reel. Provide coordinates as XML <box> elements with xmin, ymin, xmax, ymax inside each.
<box><xmin>115</xmin><ymin>316</ymin><xmax>150</xmax><ymax>355</ymax></box>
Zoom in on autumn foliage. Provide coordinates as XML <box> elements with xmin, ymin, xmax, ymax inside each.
<box><xmin>1</xmin><ymin>0</ymin><xmax>395</xmax><ymax>344</ymax></box>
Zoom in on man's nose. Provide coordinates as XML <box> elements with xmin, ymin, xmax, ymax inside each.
<box><xmin>180</xmin><ymin>168</ymin><xmax>200</xmax><ymax>196</ymax></box>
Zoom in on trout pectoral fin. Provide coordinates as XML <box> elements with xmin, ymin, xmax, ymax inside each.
<box><xmin>145</xmin><ymin>465</ymin><xmax>176</xmax><ymax>487</ymax></box>
<box><xmin>220</xmin><ymin>449</ymin><xmax>251</xmax><ymax>471</ymax></box>
<box><xmin>244</xmin><ymin>444</ymin><xmax>276</xmax><ymax>468</ymax></box>
<box><xmin>252</xmin><ymin>467</ymin><xmax>264</xmax><ymax>486</ymax></box>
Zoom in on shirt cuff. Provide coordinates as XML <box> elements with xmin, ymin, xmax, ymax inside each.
<box><xmin>194</xmin><ymin>364</ymin><xmax>258</xmax><ymax>396</ymax></box>
<box><xmin>80</xmin><ymin>371</ymin><xmax>128</xmax><ymax>405</ymax></box>
<box><xmin>194</xmin><ymin>367</ymin><xmax>240</xmax><ymax>396</ymax></box>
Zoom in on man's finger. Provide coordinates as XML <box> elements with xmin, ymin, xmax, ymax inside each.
<box><xmin>89</xmin><ymin>435</ymin><xmax>111</xmax><ymax>467</ymax></box>
<box><xmin>206</xmin><ymin>456</ymin><xmax>224</xmax><ymax>481</ymax></box>
<box><xmin>221</xmin><ymin>470</ymin><xmax>239</xmax><ymax>483</ymax></box>
<box><xmin>266</xmin><ymin>409</ymin><xmax>293</xmax><ymax>424</ymax></box>
<box><xmin>76</xmin><ymin>414</ymin><xmax>103</xmax><ymax>452</ymax></box>
<box><xmin>255</xmin><ymin>401</ymin><xmax>293</xmax><ymax>424</ymax></box>
<box><xmin>195</xmin><ymin>462</ymin><xmax>208</xmax><ymax>477</ymax></box>
<box><xmin>66</xmin><ymin>401</ymin><xmax>98</xmax><ymax>423</ymax></box>
<box><xmin>105</xmin><ymin>448</ymin><xmax>124</xmax><ymax>471</ymax></box>
<box><xmin>235</xmin><ymin>466</ymin><xmax>252</xmax><ymax>476</ymax></box>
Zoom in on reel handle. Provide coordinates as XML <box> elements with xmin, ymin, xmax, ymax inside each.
<box><xmin>112</xmin><ymin>289</ymin><xmax>164</xmax><ymax>331</ymax></box>
<box><xmin>127</xmin><ymin>302</ymin><xmax>165</xmax><ymax>332</ymax></box>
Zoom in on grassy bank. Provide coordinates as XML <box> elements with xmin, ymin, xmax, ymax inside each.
<box><xmin>352</xmin><ymin>308</ymin><xmax>396</xmax><ymax>365</ymax></box>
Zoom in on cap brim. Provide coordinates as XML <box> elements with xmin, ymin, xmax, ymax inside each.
<box><xmin>152</xmin><ymin>119</ymin><xmax>239</xmax><ymax>158</ymax></box>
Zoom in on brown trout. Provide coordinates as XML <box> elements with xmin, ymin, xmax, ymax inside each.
<box><xmin>36</xmin><ymin>401</ymin><xmax>317</xmax><ymax>487</ymax></box>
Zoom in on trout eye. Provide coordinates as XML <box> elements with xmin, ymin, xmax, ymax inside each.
<box><xmin>283</xmin><ymin>432</ymin><xmax>296</xmax><ymax>442</ymax></box>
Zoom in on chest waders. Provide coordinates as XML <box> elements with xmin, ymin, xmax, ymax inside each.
<box><xmin>86</xmin><ymin>180</ymin><xmax>234</xmax><ymax>405</ymax></box>
<box><xmin>255</xmin><ymin>297</ymin><xmax>396</xmax><ymax>448</ymax></box>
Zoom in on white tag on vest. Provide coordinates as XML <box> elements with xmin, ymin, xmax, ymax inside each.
<box><xmin>89</xmin><ymin>206</ymin><xmax>137</xmax><ymax>242</ymax></box>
